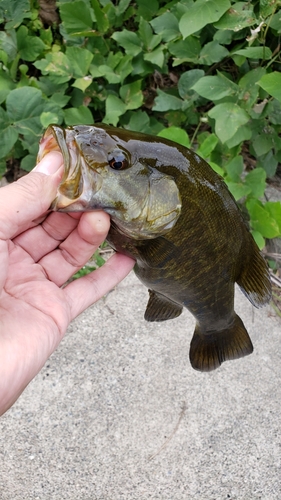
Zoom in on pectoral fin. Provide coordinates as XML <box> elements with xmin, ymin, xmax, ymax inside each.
<box><xmin>138</xmin><ymin>237</ymin><xmax>180</xmax><ymax>267</ymax></box>
<box><xmin>189</xmin><ymin>313</ymin><xmax>253</xmax><ymax>371</ymax></box>
<box><xmin>145</xmin><ymin>290</ymin><xmax>183</xmax><ymax>322</ymax></box>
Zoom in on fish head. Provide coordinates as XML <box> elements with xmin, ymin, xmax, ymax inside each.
<box><xmin>38</xmin><ymin>124</ymin><xmax>181</xmax><ymax>239</ymax></box>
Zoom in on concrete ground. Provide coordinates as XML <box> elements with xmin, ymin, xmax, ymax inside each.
<box><xmin>0</xmin><ymin>272</ymin><xmax>280</xmax><ymax>500</ymax></box>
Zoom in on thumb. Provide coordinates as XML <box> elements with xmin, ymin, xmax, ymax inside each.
<box><xmin>0</xmin><ymin>152</ymin><xmax>63</xmax><ymax>241</ymax></box>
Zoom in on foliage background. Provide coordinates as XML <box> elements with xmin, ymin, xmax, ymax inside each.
<box><xmin>0</xmin><ymin>0</ymin><xmax>281</xmax><ymax>261</ymax></box>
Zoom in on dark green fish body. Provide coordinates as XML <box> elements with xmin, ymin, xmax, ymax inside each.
<box><xmin>38</xmin><ymin>124</ymin><xmax>271</xmax><ymax>371</ymax></box>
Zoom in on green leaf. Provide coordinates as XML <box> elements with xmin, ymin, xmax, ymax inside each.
<box><xmin>114</xmin><ymin>0</ymin><xmax>132</xmax><ymax>17</ymax></box>
<box><xmin>257</xmin><ymin>72</ymin><xmax>281</xmax><ymax>103</ymax></box>
<box><xmin>0</xmin><ymin>107</ymin><xmax>18</xmax><ymax>158</ymax></box>
<box><xmin>197</xmin><ymin>134</ymin><xmax>218</xmax><ymax>159</ymax></box>
<box><xmin>39</xmin><ymin>27</ymin><xmax>53</xmax><ymax>48</ymax></box>
<box><xmin>91</xmin><ymin>0</ymin><xmax>109</xmax><ymax>33</ymax></box>
<box><xmin>179</xmin><ymin>0</ymin><xmax>231</xmax><ymax>39</ymax></box>
<box><xmin>157</xmin><ymin>127</ymin><xmax>190</xmax><ymax>148</ymax></box>
<box><xmin>256</xmin><ymin>151</ymin><xmax>278</xmax><ymax>178</ymax></box>
<box><xmin>264</xmin><ymin>202</ymin><xmax>281</xmax><ymax>231</ymax></box>
<box><xmin>91</xmin><ymin>64</ymin><xmax>120</xmax><ymax>83</ymax></box>
<box><xmin>144</xmin><ymin>46</ymin><xmax>165</xmax><ymax>68</ymax></box>
<box><xmin>209</xmin><ymin>162</ymin><xmax>225</xmax><ymax>176</ymax></box>
<box><xmin>37</xmin><ymin>77</ymin><xmax>68</xmax><ymax>98</ymax></box>
<box><xmin>21</xmin><ymin>154</ymin><xmax>37</xmax><ymax>172</ymax></box>
<box><xmin>233</xmin><ymin>46</ymin><xmax>272</xmax><ymax>60</ymax></box>
<box><xmin>93</xmin><ymin>248</ymin><xmax>105</xmax><ymax>268</ymax></box>
<box><xmin>72</xmin><ymin>77</ymin><xmax>93</xmax><ymax>92</ymax></box>
<box><xmin>238</xmin><ymin>67</ymin><xmax>266</xmax><ymax>109</ymax></box>
<box><xmin>178</xmin><ymin>69</ymin><xmax>205</xmax><ymax>100</ymax></box>
<box><xmin>65</xmin><ymin>47</ymin><xmax>93</xmax><ymax>78</ymax></box>
<box><xmin>120</xmin><ymin>80</ymin><xmax>143</xmax><ymax>110</ymax></box>
<box><xmin>246</xmin><ymin>199</ymin><xmax>281</xmax><ymax>238</ymax></box>
<box><xmin>49</xmin><ymin>93</ymin><xmax>71</xmax><ymax>108</ymax></box>
<box><xmin>225</xmin><ymin>156</ymin><xmax>244</xmax><ymax>182</ymax></box>
<box><xmin>244</xmin><ymin>168</ymin><xmax>266</xmax><ymax>199</ymax></box>
<box><xmin>114</xmin><ymin>55</ymin><xmax>133</xmax><ymax>83</ymax></box>
<box><xmin>104</xmin><ymin>95</ymin><xmax>126</xmax><ymax>126</ymax></box>
<box><xmin>0</xmin><ymin>0</ymin><xmax>31</xmax><ymax>29</ymax></box>
<box><xmin>40</xmin><ymin>111</ymin><xmax>62</xmax><ymax>128</ymax></box>
<box><xmin>226</xmin><ymin>182</ymin><xmax>251</xmax><ymax>200</ymax></box>
<box><xmin>6</xmin><ymin>87</ymin><xmax>44</xmax><ymax>135</ymax></box>
<box><xmin>16</xmin><ymin>26</ymin><xmax>45</xmax><ymax>62</ymax></box>
<box><xmin>0</xmin><ymin>69</ymin><xmax>16</xmax><ymax>104</ymax></box>
<box><xmin>199</xmin><ymin>41</ymin><xmax>229</xmax><ymax>65</ymax></box>
<box><xmin>251</xmin><ymin>230</ymin><xmax>265</xmax><ymax>250</ymax></box>
<box><xmin>59</xmin><ymin>1</ymin><xmax>94</xmax><ymax>35</ymax></box>
<box><xmin>192</xmin><ymin>73</ymin><xmax>239</xmax><ymax>100</ymax></box>
<box><xmin>63</xmin><ymin>106</ymin><xmax>93</xmax><ymax>126</ymax></box>
<box><xmin>136</xmin><ymin>0</ymin><xmax>159</xmax><ymax>21</ymax></box>
<box><xmin>213</xmin><ymin>2</ymin><xmax>256</xmax><ymax>31</ymax></box>
<box><xmin>252</xmin><ymin>133</ymin><xmax>275</xmax><ymax>157</ymax></box>
<box><xmin>0</xmin><ymin>30</ymin><xmax>17</xmax><ymax>62</ymax></box>
<box><xmin>225</xmin><ymin>125</ymin><xmax>251</xmax><ymax>149</ymax></box>
<box><xmin>150</xmin><ymin>12</ymin><xmax>179</xmax><ymax>42</ymax></box>
<box><xmin>125</xmin><ymin>110</ymin><xmax>150</xmax><ymax>133</ymax></box>
<box><xmin>208</xmin><ymin>103</ymin><xmax>249</xmax><ymax>143</ymax></box>
<box><xmin>153</xmin><ymin>90</ymin><xmax>183</xmax><ymax>112</ymax></box>
<box><xmin>169</xmin><ymin>37</ymin><xmax>201</xmax><ymax>65</ymax></box>
<box><xmin>34</xmin><ymin>52</ymin><xmax>72</xmax><ymax>83</ymax></box>
<box><xmin>270</xmin><ymin>11</ymin><xmax>281</xmax><ymax>34</ymax></box>
<box><xmin>111</xmin><ymin>30</ymin><xmax>142</xmax><ymax>57</ymax></box>
<box><xmin>3</xmin><ymin>87</ymin><xmax>66</xmax><ymax>157</ymax></box>
<box><xmin>139</xmin><ymin>18</ymin><xmax>162</xmax><ymax>50</ymax></box>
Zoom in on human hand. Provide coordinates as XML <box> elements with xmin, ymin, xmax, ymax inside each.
<box><xmin>0</xmin><ymin>152</ymin><xmax>135</xmax><ymax>415</ymax></box>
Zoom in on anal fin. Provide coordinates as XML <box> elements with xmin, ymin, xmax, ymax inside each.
<box><xmin>145</xmin><ymin>289</ymin><xmax>183</xmax><ymax>322</ymax></box>
<box><xmin>189</xmin><ymin>313</ymin><xmax>253</xmax><ymax>372</ymax></box>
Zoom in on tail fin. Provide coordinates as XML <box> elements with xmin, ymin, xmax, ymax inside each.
<box><xmin>189</xmin><ymin>314</ymin><xmax>253</xmax><ymax>372</ymax></box>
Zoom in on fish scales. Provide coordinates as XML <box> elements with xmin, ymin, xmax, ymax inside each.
<box><xmin>38</xmin><ymin>124</ymin><xmax>272</xmax><ymax>371</ymax></box>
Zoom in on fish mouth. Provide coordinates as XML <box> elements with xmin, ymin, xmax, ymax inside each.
<box><xmin>37</xmin><ymin>125</ymin><xmax>102</xmax><ymax>211</ymax></box>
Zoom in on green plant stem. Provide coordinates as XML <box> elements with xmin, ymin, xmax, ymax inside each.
<box><xmin>190</xmin><ymin>121</ymin><xmax>202</xmax><ymax>147</ymax></box>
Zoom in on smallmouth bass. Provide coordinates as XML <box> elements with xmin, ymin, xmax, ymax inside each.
<box><xmin>38</xmin><ymin>124</ymin><xmax>272</xmax><ymax>371</ymax></box>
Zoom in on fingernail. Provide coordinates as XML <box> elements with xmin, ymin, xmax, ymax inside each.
<box><xmin>34</xmin><ymin>152</ymin><xmax>63</xmax><ymax>175</ymax></box>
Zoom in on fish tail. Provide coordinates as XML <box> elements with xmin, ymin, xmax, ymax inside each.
<box><xmin>237</xmin><ymin>237</ymin><xmax>272</xmax><ymax>307</ymax></box>
<box><xmin>189</xmin><ymin>314</ymin><xmax>253</xmax><ymax>372</ymax></box>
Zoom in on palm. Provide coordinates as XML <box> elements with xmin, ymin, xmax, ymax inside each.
<box><xmin>1</xmin><ymin>212</ymin><xmax>87</xmax><ymax>338</ymax></box>
<box><xmin>1</xmin><ymin>239</ymin><xmax>68</xmax><ymax>345</ymax></box>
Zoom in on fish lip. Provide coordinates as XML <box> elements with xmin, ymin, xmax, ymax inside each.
<box><xmin>48</xmin><ymin>125</ymin><xmax>72</xmax><ymax>181</ymax></box>
<box><xmin>38</xmin><ymin>125</ymin><xmax>65</xmax><ymax>158</ymax></box>
<box><xmin>38</xmin><ymin>125</ymin><xmax>71</xmax><ymax>181</ymax></box>
<box><xmin>39</xmin><ymin>125</ymin><xmax>103</xmax><ymax>212</ymax></box>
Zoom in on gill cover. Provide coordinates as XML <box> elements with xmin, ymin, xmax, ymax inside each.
<box><xmin>147</xmin><ymin>170</ymin><xmax>181</xmax><ymax>233</ymax></box>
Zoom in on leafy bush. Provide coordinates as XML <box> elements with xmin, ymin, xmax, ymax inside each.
<box><xmin>0</xmin><ymin>0</ymin><xmax>281</xmax><ymax>251</ymax></box>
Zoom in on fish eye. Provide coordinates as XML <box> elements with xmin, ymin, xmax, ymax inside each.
<box><xmin>108</xmin><ymin>150</ymin><xmax>129</xmax><ymax>170</ymax></box>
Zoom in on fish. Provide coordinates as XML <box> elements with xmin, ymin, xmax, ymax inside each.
<box><xmin>37</xmin><ymin>124</ymin><xmax>272</xmax><ymax>371</ymax></box>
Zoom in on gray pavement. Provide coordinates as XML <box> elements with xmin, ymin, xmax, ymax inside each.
<box><xmin>0</xmin><ymin>272</ymin><xmax>280</xmax><ymax>500</ymax></box>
